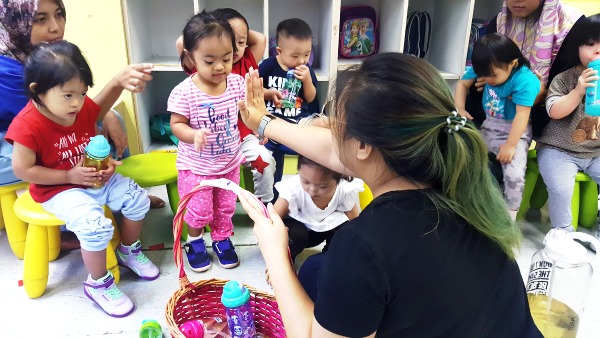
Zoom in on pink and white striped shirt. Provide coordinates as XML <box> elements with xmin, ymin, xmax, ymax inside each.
<box><xmin>167</xmin><ymin>74</ymin><xmax>245</xmax><ymax>175</ymax></box>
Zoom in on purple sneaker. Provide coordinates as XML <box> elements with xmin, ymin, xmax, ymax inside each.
<box><xmin>116</xmin><ymin>240</ymin><xmax>159</xmax><ymax>280</ymax></box>
<box><xmin>212</xmin><ymin>238</ymin><xmax>239</xmax><ymax>269</ymax></box>
<box><xmin>83</xmin><ymin>271</ymin><xmax>134</xmax><ymax>317</ymax></box>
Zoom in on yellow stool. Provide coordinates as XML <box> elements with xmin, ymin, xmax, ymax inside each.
<box><xmin>116</xmin><ymin>152</ymin><xmax>179</xmax><ymax>213</ymax></box>
<box><xmin>0</xmin><ymin>181</ymin><xmax>29</xmax><ymax>258</ymax></box>
<box><xmin>359</xmin><ymin>183</ymin><xmax>374</xmax><ymax>210</ymax></box>
<box><xmin>13</xmin><ymin>191</ymin><xmax>121</xmax><ymax>298</ymax></box>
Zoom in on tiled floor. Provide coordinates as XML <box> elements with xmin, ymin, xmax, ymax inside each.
<box><xmin>1</xmin><ymin>185</ymin><xmax>599</xmax><ymax>337</ymax></box>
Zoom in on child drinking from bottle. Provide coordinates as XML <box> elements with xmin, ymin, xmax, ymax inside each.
<box><xmin>536</xmin><ymin>14</ymin><xmax>600</xmax><ymax>232</ymax></box>
<box><xmin>176</xmin><ymin>8</ymin><xmax>276</xmax><ymax>204</ymax></box>
<box><xmin>5</xmin><ymin>41</ymin><xmax>159</xmax><ymax>317</ymax></box>
<box><xmin>169</xmin><ymin>10</ymin><xmax>245</xmax><ymax>272</ymax></box>
<box><xmin>454</xmin><ymin>33</ymin><xmax>540</xmax><ymax>220</ymax></box>
<box><xmin>273</xmin><ymin>155</ymin><xmax>362</xmax><ymax>261</ymax></box>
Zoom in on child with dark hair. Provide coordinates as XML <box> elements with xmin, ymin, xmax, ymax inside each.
<box><xmin>258</xmin><ymin>18</ymin><xmax>319</xmax><ymax>126</ymax></box>
<box><xmin>454</xmin><ymin>33</ymin><xmax>540</xmax><ymax>220</ymax></box>
<box><xmin>169</xmin><ymin>10</ymin><xmax>245</xmax><ymax>272</ymax></box>
<box><xmin>5</xmin><ymin>40</ymin><xmax>158</xmax><ymax>317</ymax></box>
<box><xmin>273</xmin><ymin>155</ymin><xmax>362</xmax><ymax>261</ymax></box>
<box><xmin>176</xmin><ymin>8</ymin><xmax>275</xmax><ymax>204</ymax></box>
<box><xmin>536</xmin><ymin>14</ymin><xmax>600</xmax><ymax>233</ymax></box>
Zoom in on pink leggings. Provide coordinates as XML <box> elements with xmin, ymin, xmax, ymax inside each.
<box><xmin>178</xmin><ymin>168</ymin><xmax>240</xmax><ymax>241</ymax></box>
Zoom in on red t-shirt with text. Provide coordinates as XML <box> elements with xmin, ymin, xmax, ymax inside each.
<box><xmin>5</xmin><ymin>97</ymin><xmax>100</xmax><ymax>202</ymax></box>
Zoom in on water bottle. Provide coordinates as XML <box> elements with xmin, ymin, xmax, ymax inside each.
<box><xmin>221</xmin><ymin>280</ymin><xmax>257</xmax><ymax>338</ymax></box>
<box><xmin>83</xmin><ymin>135</ymin><xmax>110</xmax><ymax>188</ymax></box>
<box><xmin>585</xmin><ymin>58</ymin><xmax>600</xmax><ymax>116</ymax></box>
<box><xmin>525</xmin><ymin>229</ymin><xmax>599</xmax><ymax>337</ymax></box>
<box><xmin>139</xmin><ymin>319</ymin><xmax>162</xmax><ymax>338</ymax></box>
<box><xmin>281</xmin><ymin>69</ymin><xmax>302</xmax><ymax>109</ymax></box>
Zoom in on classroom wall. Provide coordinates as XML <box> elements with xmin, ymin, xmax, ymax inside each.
<box><xmin>563</xmin><ymin>0</ymin><xmax>600</xmax><ymax>16</ymax></box>
<box><xmin>62</xmin><ymin>0</ymin><xmax>141</xmax><ymax>154</ymax></box>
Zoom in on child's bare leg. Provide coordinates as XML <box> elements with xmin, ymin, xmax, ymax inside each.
<box><xmin>82</xmin><ymin>249</ymin><xmax>107</xmax><ymax>280</ymax></box>
<box><xmin>119</xmin><ymin>218</ymin><xmax>143</xmax><ymax>245</ymax></box>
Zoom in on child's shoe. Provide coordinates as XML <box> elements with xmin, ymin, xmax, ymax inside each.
<box><xmin>83</xmin><ymin>271</ymin><xmax>134</xmax><ymax>317</ymax></box>
<box><xmin>116</xmin><ymin>240</ymin><xmax>160</xmax><ymax>280</ymax></box>
<box><xmin>212</xmin><ymin>238</ymin><xmax>239</xmax><ymax>268</ymax></box>
<box><xmin>183</xmin><ymin>238</ymin><xmax>211</xmax><ymax>272</ymax></box>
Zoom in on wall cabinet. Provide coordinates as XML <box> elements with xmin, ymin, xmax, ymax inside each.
<box><xmin>121</xmin><ymin>0</ymin><xmax>503</xmax><ymax>151</ymax></box>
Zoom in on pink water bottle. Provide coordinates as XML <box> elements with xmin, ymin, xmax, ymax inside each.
<box><xmin>179</xmin><ymin>318</ymin><xmax>231</xmax><ymax>338</ymax></box>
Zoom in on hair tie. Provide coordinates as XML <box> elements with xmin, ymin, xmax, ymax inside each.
<box><xmin>445</xmin><ymin>111</ymin><xmax>467</xmax><ymax>134</ymax></box>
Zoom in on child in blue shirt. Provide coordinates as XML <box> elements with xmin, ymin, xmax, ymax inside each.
<box><xmin>455</xmin><ymin>33</ymin><xmax>540</xmax><ymax>220</ymax></box>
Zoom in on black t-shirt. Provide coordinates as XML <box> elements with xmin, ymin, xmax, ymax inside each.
<box><xmin>314</xmin><ymin>190</ymin><xmax>542</xmax><ymax>337</ymax></box>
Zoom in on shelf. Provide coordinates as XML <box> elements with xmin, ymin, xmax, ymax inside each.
<box><xmin>438</xmin><ymin>69</ymin><xmax>460</xmax><ymax>80</ymax></box>
<box><xmin>337</xmin><ymin>59</ymin><xmax>364</xmax><ymax>70</ymax></box>
<box><xmin>143</xmin><ymin>56</ymin><xmax>183</xmax><ymax>72</ymax></box>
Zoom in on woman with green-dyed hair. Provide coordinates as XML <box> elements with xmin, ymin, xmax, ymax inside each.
<box><xmin>237</xmin><ymin>53</ymin><xmax>541</xmax><ymax>337</ymax></box>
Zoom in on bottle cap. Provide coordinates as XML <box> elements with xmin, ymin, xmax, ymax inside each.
<box><xmin>86</xmin><ymin>135</ymin><xmax>111</xmax><ymax>160</ymax></box>
<box><xmin>286</xmin><ymin>69</ymin><xmax>295</xmax><ymax>76</ymax></box>
<box><xmin>140</xmin><ymin>320</ymin><xmax>162</xmax><ymax>338</ymax></box>
<box><xmin>221</xmin><ymin>280</ymin><xmax>250</xmax><ymax>308</ymax></box>
<box><xmin>543</xmin><ymin>229</ymin><xmax>598</xmax><ymax>265</ymax></box>
<box><xmin>179</xmin><ymin>320</ymin><xmax>205</xmax><ymax>338</ymax></box>
<box><xmin>589</xmin><ymin>58</ymin><xmax>600</xmax><ymax>68</ymax></box>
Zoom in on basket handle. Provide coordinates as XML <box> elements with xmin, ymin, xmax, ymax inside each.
<box><xmin>173</xmin><ymin>179</ymin><xmax>269</xmax><ymax>280</ymax></box>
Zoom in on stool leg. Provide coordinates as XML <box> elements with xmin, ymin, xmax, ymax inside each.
<box><xmin>571</xmin><ymin>182</ymin><xmax>580</xmax><ymax>231</ymax></box>
<box><xmin>518</xmin><ymin>165</ymin><xmax>538</xmax><ymax>220</ymax></box>
<box><xmin>48</xmin><ymin>227</ymin><xmax>60</xmax><ymax>262</ymax></box>
<box><xmin>166</xmin><ymin>182</ymin><xmax>179</xmax><ymax>215</ymax></box>
<box><xmin>107</xmin><ymin>245</ymin><xmax>120</xmax><ymax>285</ymax></box>
<box><xmin>578</xmin><ymin>180</ymin><xmax>598</xmax><ymax>229</ymax></box>
<box><xmin>24</xmin><ymin>223</ymin><xmax>49</xmax><ymax>298</ymax></box>
<box><xmin>530</xmin><ymin>177</ymin><xmax>549</xmax><ymax>210</ymax></box>
<box><xmin>2</xmin><ymin>191</ymin><xmax>28</xmax><ymax>259</ymax></box>
<box><xmin>0</xmin><ymin>200</ymin><xmax>4</xmax><ymax>230</ymax></box>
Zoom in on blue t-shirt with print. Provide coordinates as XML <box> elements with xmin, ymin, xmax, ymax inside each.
<box><xmin>258</xmin><ymin>56</ymin><xmax>318</xmax><ymax>123</ymax></box>
<box><xmin>0</xmin><ymin>56</ymin><xmax>28</xmax><ymax>132</ymax></box>
<box><xmin>462</xmin><ymin>65</ymin><xmax>540</xmax><ymax>120</ymax></box>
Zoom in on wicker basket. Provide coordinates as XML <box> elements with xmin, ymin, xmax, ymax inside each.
<box><xmin>165</xmin><ymin>181</ymin><xmax>286</xmax><ymax>337</ymax></box>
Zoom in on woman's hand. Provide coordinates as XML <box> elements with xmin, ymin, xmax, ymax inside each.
<box><xmin>238</xmin><ymin>67</ymin><xmax>269</xmax><ymax>131</ymax></box>
<box><xmin>101</xmin><ymin>111</ymin><xmax>128</xmax><ymax>158</ymax></box>
<box><xmin>238</xmin><ymin>192</ymin><xmax>290</xmax><ymax>265</ymax></box>
<box><xmin>116</xmin><ymin>63</ymin><xmax>154</xmax><ymax>93</ymax></box>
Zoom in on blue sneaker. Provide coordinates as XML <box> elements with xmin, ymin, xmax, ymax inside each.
<box><xmin>183</xmin><ymin>238</ymin><xmax>211</xmax><ymax>272</ymax></box>
<box><xmin>212</xmin><ymin>238</ymin><xmax>239</xmax><ymax>268</ymax></box>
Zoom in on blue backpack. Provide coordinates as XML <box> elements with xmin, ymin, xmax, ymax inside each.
<box><xmin>404</xmin><ymin>11</ymin><xmax>431</xmax><ymax>58</ymax></box>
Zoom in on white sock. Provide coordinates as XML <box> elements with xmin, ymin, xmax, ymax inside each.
<box><xmin>187</xmin><ymin>234</ymin><xmax>203</xmax><ymax>243</ymax></box>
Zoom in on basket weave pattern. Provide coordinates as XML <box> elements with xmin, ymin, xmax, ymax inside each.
<box><xmin>165</xmin><ymin>183</ymin><xmax>286</xmax><ymax>337</ymax></box>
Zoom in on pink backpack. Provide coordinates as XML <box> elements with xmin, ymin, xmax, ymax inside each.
<box><xmin>339</xmin><ymin>6</ymin><xmax>378</xmax><ymax>59</ymax></box>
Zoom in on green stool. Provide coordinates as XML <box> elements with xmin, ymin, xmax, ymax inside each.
<box><xmin>115</xmin><ymin>152</ymin><xmax>179</xmax><ymax>214</ymax></box>
<box><xmin>519</xmin><ymin>150</ymin><xmax>598</xmax><ymax>230</ymax></box>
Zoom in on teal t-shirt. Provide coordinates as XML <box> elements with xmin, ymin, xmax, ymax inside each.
<box><xmin>462</xmin><ymin>65</ymin><xmax>540</xmax><ymax>120</ymax></box>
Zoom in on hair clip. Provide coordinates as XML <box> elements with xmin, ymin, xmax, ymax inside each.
<box><xmin>445</xmin><ymin>110</ymin><xmax>467</xmax><ymax>134</ymax></box>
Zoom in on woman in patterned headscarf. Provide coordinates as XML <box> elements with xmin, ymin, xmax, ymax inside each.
<box><xmin>467</xmin><ymin>0</ymin><xmax>584</xmax><ymax>138</ymax></box>
<box><xmin>1</xmin><ymin>0</ymin><xmax>154</xmax><ymax>186</ymax></box>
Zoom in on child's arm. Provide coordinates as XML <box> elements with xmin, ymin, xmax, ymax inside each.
<box><xmin>453</xmin><ymin>78</ymin><xmax>475</xmax><ymax>120</ymax></box>
<box><xmin>548</xmin><ymin>68</ymin><xmax>598</xmax><ymax>119</ymax></box>
<box><xmin>344</xmin><ymin>204</ymin><xmax>360</xmax><ymax>220</ymax></box>
<box><xmin>11</xmin><ymin>142</ymin><xmax>99</xmax><ymax>186</ymax></box>
<box><xmin>294</xmin><ymin>65</ymin><xmax>316</xmax><ymax>103</ymax></box>
<box><xmin>170</xmin><ymin>113</ymin><xmax>210</xmax><ymax>152</ymax></box>
<box><xmin>496</xmin><ymin>105</ymin><xmax>530</xmax><ymax>164</ymax></box>
<box><xmin>273</xmin><ymin>197</ymin><xmax>290</xmax><ymax>219</ymax></box>
<box><xmin>264</xmin><ymin>88</ymin><xmax>283</xmax><ymax>108</ymax></box>
<box><xmin>248</xmin><ymin>30</ymin><xmax>267</xmax><ymax>63</ymax></box>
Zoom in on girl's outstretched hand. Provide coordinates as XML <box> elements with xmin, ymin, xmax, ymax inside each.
<box><xmin>238</xmin><ymin>192</ymin><xmax>289</xmax><ymax>265</ymax></box>
<box><xmin>238</xmin><ymin>67</ymin><xmax>268</xmax><ymax>131</ymax></box>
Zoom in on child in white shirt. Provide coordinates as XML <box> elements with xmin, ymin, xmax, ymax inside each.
<box><xmin>273</xmin><ymin>155</ymin><xmax>363</xmax><ymax>260</ymax></box>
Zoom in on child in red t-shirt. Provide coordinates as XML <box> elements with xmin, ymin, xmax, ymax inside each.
<box><xmin>176</xmin><ymin>8</ymin><xmax>276</xmax><ymax>203</ymax></box>
<box><xmin>5</xmin><ymin>41</ymin><xmax>158</xmax><ymax>318</ymax></box>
